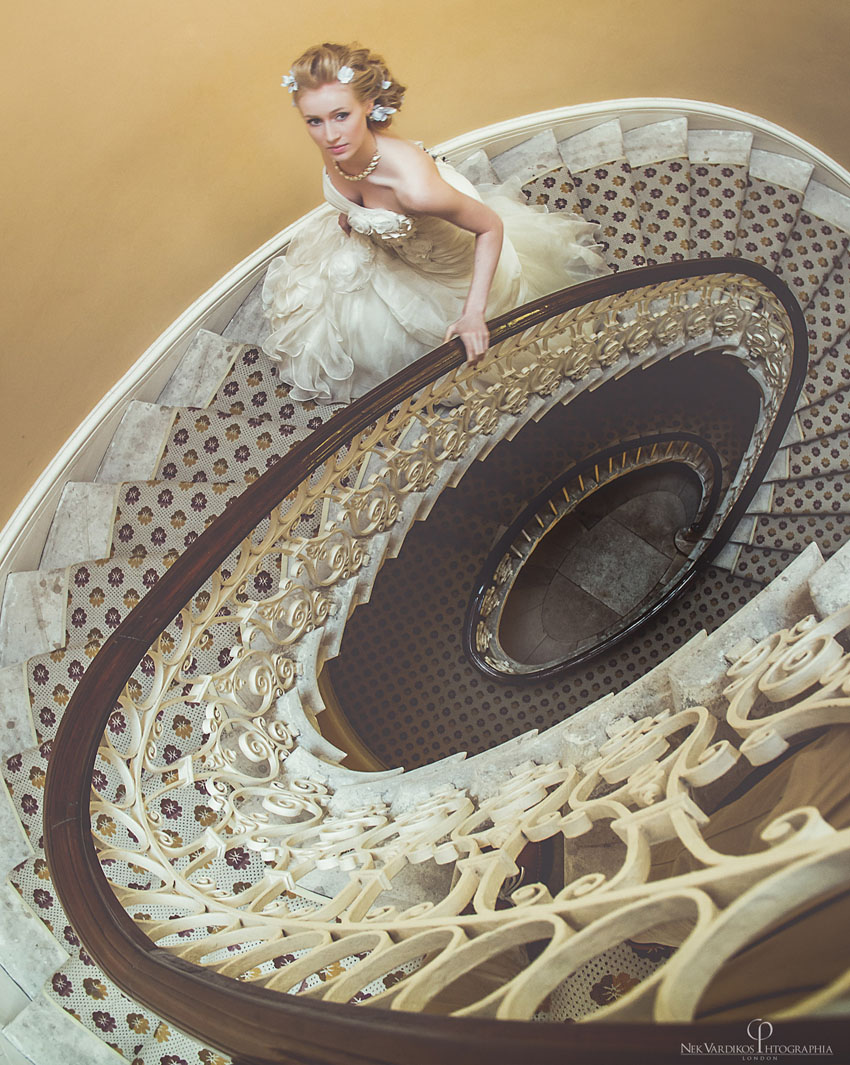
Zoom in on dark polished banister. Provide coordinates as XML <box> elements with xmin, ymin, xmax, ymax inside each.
<box><xmin>43</xmin><ymin>260</ymin><xmax>821</xmax><ymax>1065</ymax></box>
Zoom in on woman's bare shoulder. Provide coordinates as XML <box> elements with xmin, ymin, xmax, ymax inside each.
<box><xmin>378</xmin><ymin>136</ymin><xmax>437</xmax><ymax>176</ymax></box>
<box><xmin>377</xmin><ymin>137</ymin><xmax>446</xmax><ymax>210</ymax></box>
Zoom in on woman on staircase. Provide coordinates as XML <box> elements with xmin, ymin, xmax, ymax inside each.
<box><xmin>262</xmin><ymin>42</ymin><xmax>609</xmax><ymax>404</ymax></box>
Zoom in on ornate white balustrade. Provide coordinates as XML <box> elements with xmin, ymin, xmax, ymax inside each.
<box><xmin>71</xmin><ymin>268</ymin><xmax>840</xmax><ymax>1029</ymax></box>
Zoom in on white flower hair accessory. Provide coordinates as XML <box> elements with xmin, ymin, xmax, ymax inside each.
<box><xmin>281</xmin><ymin>72</ymin><xmax>298</xmax><ymax>93</ymax></box>
<box><xmin>381</xmin><ymin>79</ymin><xmax>391</xmax><ymax>90</ymax></box>
<box><xmin>337</xmin><ymin>65</ymin><xmax>355</xmax><ymax>84</ymax></box>
<box><xmin>370</xmin><ymin>103</ymin><xmax>397</xmax><ymax>122</ymax></box>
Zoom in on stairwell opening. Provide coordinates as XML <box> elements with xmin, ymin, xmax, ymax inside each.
<box><xmin>325</xmin><ymin>352</ymin><xmax>763</xmax><ymax>770</ymax></box>
<box><xmin>498</xmin><ymin>463</ymin><xmax>703</xmax><ymax>668</ymax></box>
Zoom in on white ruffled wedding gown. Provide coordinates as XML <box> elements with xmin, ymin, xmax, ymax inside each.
<box><xmin>261</xmin><ymin>159</ymin><xmax>609</xmax><ymax>404</ymax></box>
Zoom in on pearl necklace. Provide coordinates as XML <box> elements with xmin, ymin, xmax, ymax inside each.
<box><xmin>333</xmin><ymin>147</ymin><xmax>381</xmax><ymax>182</ymax></box>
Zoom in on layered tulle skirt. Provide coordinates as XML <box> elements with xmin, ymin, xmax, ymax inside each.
<box><xmin>261</xmin><ymin>177</ymin><xmax>608</xmax><ymax>404</ymax></box>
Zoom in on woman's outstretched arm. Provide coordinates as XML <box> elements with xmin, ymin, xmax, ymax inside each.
<box><xmin>392</xmin><ymin>153</ymin><xmax>504</xmax><ymax>365</ymax></box>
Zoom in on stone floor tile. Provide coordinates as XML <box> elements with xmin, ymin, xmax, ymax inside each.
<box><xmin>560</xmin><ymin>516</ymin><xmax>673</xmax><ymax>614</ymax></box>
<box><xmin>540</xmin><ymin>572</ymin><xmax>620</xmax><ymax>644</ymax></box>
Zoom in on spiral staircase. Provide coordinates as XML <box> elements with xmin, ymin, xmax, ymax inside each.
<box><xmin>1</xmin><ymin>104</ymin><xmax>850</xmax><ymax>1064</ymax></box>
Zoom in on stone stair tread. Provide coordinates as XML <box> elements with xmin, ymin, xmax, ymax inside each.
<box><xmin>777</xmin><ymin>416</ymin><xmax>803</xmax><ymax>448</ymax></box>
<box><xmin>749</xmin><ymin>149</ymin><xmax>814</xmax><ymax>193</ymax></box>
<box><xmin>0</xmin><ymin>570</ymin><xmax>67</xmax><ymax>671</ymax></box>
<box><xmin>454</xmin><ymin>147</ymin><xmax>499</xmax><ymax>186</ymax></box>
<box><xmin>729</xmin><ymin>511</ymin><xmax>850</xmax><ymax>557</ymax></box>
<box><xmin>712</xmin><ymin>540</ymin><xmax>742</xmax><ymax>574</ymax></box>
<box><xmin>762</xmin><ymin>447</ymin><xmax>789</xmax><ymax>482</ymax></box>
<box><xmin>0</xmin><ymin>780</ymin><xmax>30</xmax><ymax>880</ymax></box>
<box><xmin>623</xmin><ymin>117</ymin><xmax>688</xmax><ymax>169</ymax></box>
<box><xmin>768</xmin><ymin>470</ymin><xmax>850</xmax><ymax>516</ymax></box>
<box><xmin>742</xmin><ymin>483</ymin><xmax>774</xmax><ymax>514</ymax></box>
<box><xmin>39</xmin><ymin>482</ymin><xmax>120</xmax><ymax>574</ymax></box>
<box><xmin>800</xmin><ymin>331</ymin><xmax>850</xmax><ymax>408</ymax></box>
<box><xmin>727</xmin><ymin>514</ymin><xmax>757</xmax><ymax>546</ymax></box>
<box><xmin>4</xmin><ymin>992</ymin><xmax>125</xmax><ymax>1065</ymax></box>
<box><xmin>489</xmin><ymin>128</ymin><xmax>562</xmax><ymax>184</ymax></box>
<box><xmin>687</xmin><ymin>129</ymin><xmax>753</xmax><ymax>167</ymax></box>
<box><xmin>0</xmin><ymin>881</ymin><xmax>69</xmax><ymax>998</ymax></box>
<box><xmin>0</xmin><ymin>664</ymin><xmax>35</xmax><ymax>763</ymax></box>
<box><xmin>156</xmin><ymin>329</ymin><xmax>244</xmax><ymax>409</ymax></box>
<box><xmin>765</xmin><ymin>425</ymin><xmax>850</xmax><ymax>483</ymax></box>
<box><xmin>96</xmin><ymin>402</ymin><xmax>176</xmax><ymax>485</ymax></box>
<box><xmin>557</xmin><ymin>118</ymin><xmax>624</xmax><ymax>172</ymax></box>
<box><xmin>802</xmin><ymin>180</ymin><xmax>850</xmax><ymax>236</ymax></box>
<box><xmin>808</xmin><ymin>537</ymin><xmax>850</xmax><ymax>616</ymax></box>
<box><xmin>222</xmin><ymin>277</ymin><xmax>267</xmax><ymax>346</ymax></box>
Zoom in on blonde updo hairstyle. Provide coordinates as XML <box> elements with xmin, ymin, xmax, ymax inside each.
<box><xmin>289</xmin><ymin>42</ymin><xmax>405</xmax><ymax>128</ymax></box>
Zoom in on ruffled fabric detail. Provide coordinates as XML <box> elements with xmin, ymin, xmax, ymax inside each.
<box><xmin>261</xmin><ymin>161</ymin><xmax>609</xmax><ymax>404</ymax></box>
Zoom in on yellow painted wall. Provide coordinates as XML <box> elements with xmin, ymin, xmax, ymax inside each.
<box><xmin>2</xmin><ymin>0</ymin><xmax>849</xmax><ymax>531</ymax></box>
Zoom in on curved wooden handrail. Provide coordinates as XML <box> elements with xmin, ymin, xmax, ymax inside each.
<box><xmin>43</xmin><ymin>259</ymin><xmax>827</xmax><ymax>1065</ymax></box>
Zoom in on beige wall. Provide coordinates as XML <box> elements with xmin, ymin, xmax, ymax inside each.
<box><xmin>2</xmin><ymin>1</ymin><xmax>849</xmax><ymax>531</ymax></box>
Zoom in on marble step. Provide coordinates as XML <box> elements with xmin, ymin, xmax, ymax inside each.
<box><xmin>95</xmin><ymin>401</ymin><xmax>177</xmax><ymax>485</ymax></box>
<box><xmin>800</xmin><ymin>248</ymin><xmax>850</xmax><ymax>365</ymax></box>
<box><xmin>156</xmin><ymin>330</ymin><xmax>255</xmax><ymax>409</ymax></box>
<box><xmin>686</xmin><ymin>129</ymin><xmax>752</xmax><ymax>260</ymax></box>
<box><xmin>0</xmin><ymin>778</ymin><xmax>30</xmax><ymax>880</ymax></box>
<box><xmin>623</xmin><ymin>117</ymin><xmax>690</xmax><ymax>266</ymax></box>
<box><xmin>222</xmin><ymin>277</ymin><xmax>268</xmax><ymax>347</ymax></box>
<box><xmin>732</xmin><ymin>148</ymin><xmax>813</xmax><ymax>268</ymax></box>
<box><xmin>726</xmin><ymin>541</ymin><xmax>809</xmax><ymax>585</ymax></box>
<box><xmin>557</xmin><ymin>119</ymin><xmax>645</xmax><ymax>271</ymax></box>
<box><xmin>762</xmin><ymin>470</ymin><xmax>850</xmax><ymax>516</ymax></box>
<box><xmin>728</xmin><ymin>512</ymin><xmax>850</xmax><ymax>557</ymax></box>
<box><xmin>39</xmin><ymin>482</ymin><xmax>121</xmax><ymax>574</ymax></box>
<box><xmin>0</xmin><ymin>881</ymin><xmax>69</xmax><ymax>1011</ymax></box>
<box><xmin>155</xmin><ymin>399</ymin><xmax>341</xmax><ymax>490</ymax></box>
<box><xmin>0</xmin><ymin>665</ymin><xmax>35</xmax><ymax>765</ymax></box>
<box><xmin>0</xmin><ymin>570</ymin><xmax>67</xmax><ymax>671</ymax></box>
<box><xmin>3</xmin><ymin>992</ymin><xmax>125</xmax><ymax>1065</ymax></box>
<box><xmin>489</xmin><ymin>127</ymin><xmax>563</xmax><ymax>185</ymax></box>
<box><xmin>765</xmin><ymin>423</ymin><xmax>850</xmax><ymax>483</ymax></box>
<box><xmin>799</xmin><ymin>329</ymin><xmax>850</xmax><ymax>411</ymax></box>
<box><xmin>773</xmin><ymin>180</ymin><xmax>850</xmax><ymax>310</ymax></box>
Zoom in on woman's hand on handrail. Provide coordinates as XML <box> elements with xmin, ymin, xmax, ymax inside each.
<box><xmin>445</xmin><ymin>310</ymin><xmax>490</xmax><ymax>365</ymax></box>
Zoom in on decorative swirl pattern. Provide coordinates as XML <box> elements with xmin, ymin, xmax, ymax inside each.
<box><xmin>82</xmin><ymin>271</ymin><xmax>849</xmax><ymax>1029</ymax></box>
